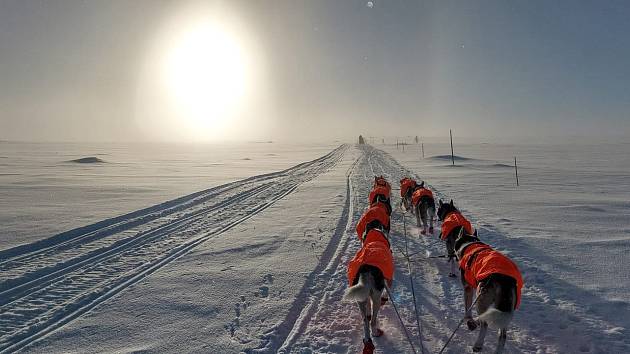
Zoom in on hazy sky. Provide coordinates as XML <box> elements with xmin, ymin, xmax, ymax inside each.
<box><xmin>1</xmin><ymin>0</ymin><xmax>629</xmax><ymax>142</ymax></box>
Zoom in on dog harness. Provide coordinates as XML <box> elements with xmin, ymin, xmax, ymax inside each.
<box><xmin>459</xmin><ymin>243</ymin><xmax>524</xmax><ymax>308</ymax></box>
<box><xmin>374</xmin><ymin>176</ymin><xmax>391</xmax><ymax>192</ymax></box>
<box><xmin>356</xmin><ymin>203</ymin><xmax>390</xmax><ymax>240</ymax></box>
<box><xmin>440</xmin><ymin>211</ymin><xmax>474</xmax><ymax>240</ymax></box>
<box><xmin>347</xmin><ymin>228</ymin><xmax>394</xmax><ymax>286</ymax></box>
<box><xmin>411</xmin><ymin>187</ymin><xmax>434</xmax><ymax>206</ymax></box>
<box><xmin>400</xmin><ymin>178</ymin><xmax>417</xmax><ymax>198</ymax></box>
<box><xmin>369</xmin><ymin>185</ymin><xmax>391</xmax><ymax>204</ymax></box>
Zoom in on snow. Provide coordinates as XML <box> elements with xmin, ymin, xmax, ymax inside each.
<box><xmin>0</xmin><ymin>141</ymin><xmax>338</xmax><ymax>250</ymax></box>
<box><xmin>1</xmin><ymin>142</ymin><xmax>629</xmax><ymax>353</ymax></box>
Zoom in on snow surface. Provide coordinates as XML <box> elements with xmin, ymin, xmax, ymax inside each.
<box><xmin>0</xmin><ymin>141</ymin><xmax>338</xmax><ymax>250</ymax></box>
<box><xmin>1</xmin><ymin>142</ymin><xmax>629</xmax><ymax>353</ymax></box>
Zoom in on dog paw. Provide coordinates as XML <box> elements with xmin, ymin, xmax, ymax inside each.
<box><xmin>472</xmin><ymin>345</ymin><xmax>483</xmax><ymax>352</ymax></box>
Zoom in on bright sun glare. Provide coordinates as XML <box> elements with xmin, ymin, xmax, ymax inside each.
<box><xmin>162</xmin><ymin>20</ymin><xmax>250</xmax><ymax>136</ymax></box>
<box><xmin>136</xmin><ymin>5</ymin><xmax>262</xmax><ymax>142</ymax></box>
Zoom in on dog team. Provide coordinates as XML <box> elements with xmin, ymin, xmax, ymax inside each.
<box><xmin>345</xmin><ymin>175</ymin><xmax>523</xmax><ymax>354</ymax></box>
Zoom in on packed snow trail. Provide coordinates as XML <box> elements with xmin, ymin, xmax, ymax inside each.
<box><xmin>275</xmin><ymin>144</ymin><xmax>467</xmax><ymax>354</ymax></box>
<box><xmin>282</xmin><ymin>145</ymin><xmax>630</xmax><ymax>354</ymax></box>
<box><xmin>274</xmin><ymin>145</ymin><xmax>533</xmax><ymax>353</ymax></box>
<box><xmin>0</xmin><ymin>145</ymin><xmax>346</xmax><ymax>353</ymax></box>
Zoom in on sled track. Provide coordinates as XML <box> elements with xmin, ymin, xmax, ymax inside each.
<box><xmin>269</xmin><ymin>153</ymin><xmax>360</xmax><ymax>353</ymax></box>
<box><xmin>263</xmin><ymin>145</ymin><xmax>407</xmax><ymax>353</ymax></box>
<box><xmin>0</xmin><ymin>145</ymin><xmax>347</xmax><ymax>353</ymax></box>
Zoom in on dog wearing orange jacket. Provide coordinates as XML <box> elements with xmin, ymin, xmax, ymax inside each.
<box><xmin>411</xmin><ymin>181</ymin><xmax>436</xmax><ymax>235</ymax></box>
<box><xmin>454</xmin><ymin>232</ymin><xmax>524</xmax><ymax>354</ymax></box>
<box><xmin>345</xmin><ymin>205</ymin><xmax>394</xmax><ymax>354</ymax></box>
<box><xmin>437</xmin><ymin>199</ymin><xmax>475</xmax><ymax>277</ymax></box>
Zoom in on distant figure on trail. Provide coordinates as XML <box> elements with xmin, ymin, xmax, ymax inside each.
<box><xmin>359</xmin><ymin>135</ymin><xmax>366</xmax><ymax>144</ymax></box>
<box><xmin>411</xmin><ymin>181</ymin><xmax>436</xmax><ymax>235</ymax></box>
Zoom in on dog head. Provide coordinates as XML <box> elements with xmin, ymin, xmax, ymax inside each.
<box><xmin>454</xmin><ymin>230</ymin><xmax>482</xmax><ymax>260</ymax></box>
<box><xmin>437</xmin><ymin>199</ymin><xmax>458</xmax><ymax>221</ymax></box>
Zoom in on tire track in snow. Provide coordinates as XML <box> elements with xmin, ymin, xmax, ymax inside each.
<box><xmin>0</xmin><ymin>145</ymin><xmax>347</xmax><ymax>353</ymax></box>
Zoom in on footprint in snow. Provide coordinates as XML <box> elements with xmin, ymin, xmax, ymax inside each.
<box><xmin>263</xmin><ymin>273</ymin><xmax>274</xmax><ymax>284</ymax></box>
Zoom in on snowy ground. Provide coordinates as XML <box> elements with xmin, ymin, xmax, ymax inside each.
<box><xmin>1</xmin><ymin>143</ymin><xmax>629</xmax><ymax>353</ymax></box>
<box><xmin>0</xmin><ymin>141</ymin><xmax>339</xmax><ymax>250</ymax></box>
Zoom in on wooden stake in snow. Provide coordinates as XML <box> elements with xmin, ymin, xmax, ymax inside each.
<box><xmin>421</xmin><ymin>143</ymin><xmax>424</xmax><ymax>159</ymax></box>
<box><xmin>515</xmin><ymin>156</ymin><xmax>520</xmax><ymax>186</ymax></box>
<box><xmin>450</xmin><ymin>129</ymin><xmax>455</xmax><ymax>166</ymax></box>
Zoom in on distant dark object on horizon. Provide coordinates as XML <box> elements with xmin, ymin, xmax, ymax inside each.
<box><xmin>358</xmin><ymin>135</ymin><xmax>366</xmax><ymax>144</ymax></box>
<box><xmin>67</xmin><ymin>157</ymin><xmax>106</xmax><ymax>164</ymax></box>
<box><xmin>429</xmin><ymin>155</ymin><xmax>472</xmax><ymax>162</ymax></box>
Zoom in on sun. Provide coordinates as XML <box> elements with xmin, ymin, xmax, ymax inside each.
<box><xmin>162</xmin><ymin>21</ymin><xmax>249</xmax><ymax>137</ymax></box>
<box><xmin>136</xmin><ymin>6</ymin><xmax>262</xmax><ymax>142</ymax></box>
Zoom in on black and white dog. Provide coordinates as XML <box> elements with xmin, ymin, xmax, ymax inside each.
<box><xmin>413</xmin><ymin>183</ymin><xmax>436</xmax><ymax>235</ymax></box>
<box><xmin>437</xmin><ymin>199</ymin><xmax>474</xmax><ymax>277</ymax></box>
<box><xmin>454</xmin><ymin>232</ymin><xmax>523</xmax><ymax>354</ymax></box>
<box><xmin>344</xmin><ymin>264</ymin><xmax>386</xmax><ymax>354</ymax></box>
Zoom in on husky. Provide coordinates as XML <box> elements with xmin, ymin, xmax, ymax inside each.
<box><xmin>402</xmin><ymin>188</ymin><xmax>414</xmax><ymax>213</ymax></box>
<box><xmin>345</xmin><ymin>222</ymin><xmax>393</xmax><ymax>354</ymax></box>
<box><xmin>437</xmin><ymin>199</ymin><xmax>474</xmax><ymax>277</ymax></box>
<box><xmin>454</xmin><ymin>233</ymin><xmax>524</xmax><ymax>354</ymax></box>
<box><xmin>412</xmin><ymin>182</ymin><xmax>436</xmax><ymax>235</ymax></box>
<box><xmin>344</xmin><ymin>264</ymin><xmax>386</xmax><ymax>353</ymax></box>
<box><xmin>399</xmin><ymin>177</ymin><xmax>417</xmax><ymax>213</ymax></box>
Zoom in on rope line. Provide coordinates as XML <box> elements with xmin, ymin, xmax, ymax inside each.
<box><xmin>437</xmin><ymin>289</ymin><xmax>484</xmax><ymax>354</ymax></box>
<box><xmin>384</xmin><ymin>285</ymin><xmax>418</xmax><ymax>354</ymax></box>
<box><xmin>403</xmin><ymin>214</ymin><xmax>427</xmax><ymax>354</ymax></box>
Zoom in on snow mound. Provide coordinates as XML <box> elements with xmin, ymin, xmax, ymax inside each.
<box><xmin>67</xmin><ymin>157</ymin><xmax>106</xmax><ymax>164</ymax></box>
<box><xmin>490</xmin><ymin>163</ymin><xmax>513</xmax><ymax>168</ymax></box>
<box><xmin>429</xmin><ymin>154</ymin><xmax>474</xmax><ymax>161</ymax></box>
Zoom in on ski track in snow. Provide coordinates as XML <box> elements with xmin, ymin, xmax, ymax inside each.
<box><xmin>0</xmin><ymin>145</ymin><xmax>347</xmax><ymax>353</ymax></box>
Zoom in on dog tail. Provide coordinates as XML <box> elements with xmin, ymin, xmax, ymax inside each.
<box><xmin>478</xmin><ymin>307</ymin><xmax>514</xmax><ymax>329</ymax></box>
<box><xmin>344</xmin><ymin>273</ymin><xmax>370</xmax><ymax>302</ymax></box>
